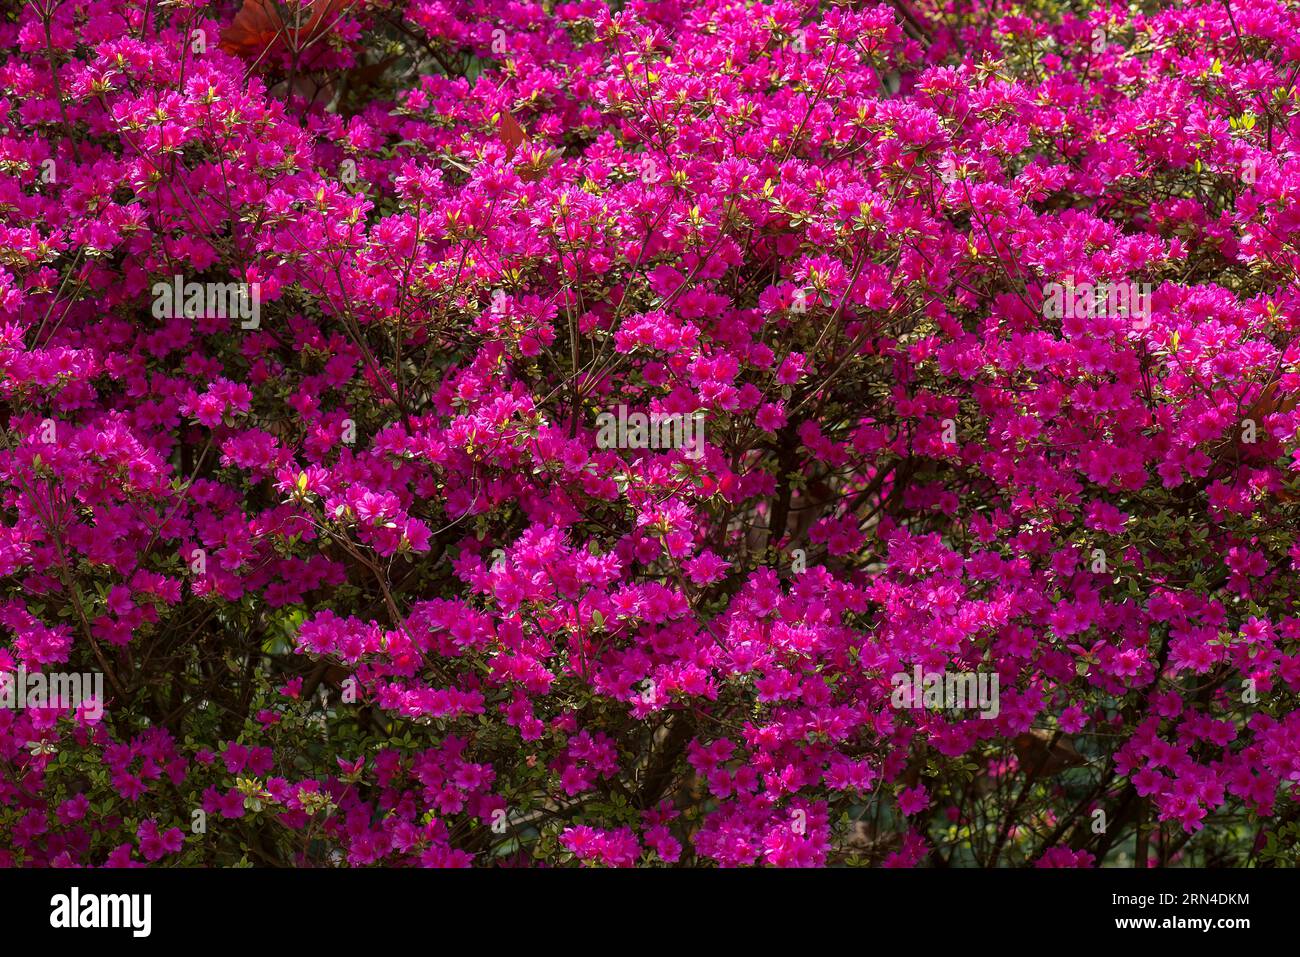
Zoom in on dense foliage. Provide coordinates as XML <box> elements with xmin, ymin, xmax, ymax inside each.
<box><xmin>2</xmin><ymin>0</ymin><xmax>1300</xmax><ymax>867</ymax></box>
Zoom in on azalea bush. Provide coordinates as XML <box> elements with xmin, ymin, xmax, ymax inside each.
<box><xmin>2</xmin><ymin>0</ymin><xmax>1299</xmax><ymax>868</ymax></box>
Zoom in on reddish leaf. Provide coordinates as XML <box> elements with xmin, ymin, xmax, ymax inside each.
<box><xmin>220</xmin><ymin>0</ymin><xmax>285</xmax><ymax>58</ymax></box>
<box><xmin>499</xmin><ymin>112</ymin><xmax>528</xmax><ymax>160</ymax></box>
<box><xmin>220</xmin><ymin>0</ymin><xmax>352</xmax><ymax>59</ymax></box>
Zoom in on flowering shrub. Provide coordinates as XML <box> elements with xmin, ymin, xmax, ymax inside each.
<box><xmin>2</xmin><ymin>0</ymin><xmax>1299</xmax><ymax>868</ymax></box>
